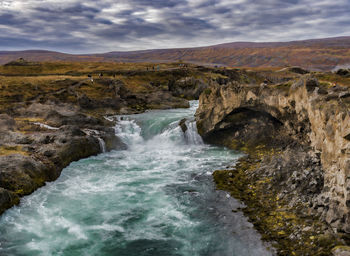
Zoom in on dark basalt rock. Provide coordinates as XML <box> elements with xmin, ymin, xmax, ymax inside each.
<box><xmin>179</xmin><ymin>118</ymin><xmax>188</xmax><ymax>133</ymax></box>
<box><xmin>287</xmin><ymin>66</ymin><xmax>310</xmax><ymax>74</ymax></box>
<box><xmin>0</xmin><ymin>188</ymin><xmax>19</xmax><ymax>215</ymax></box>
<box><xmin>336</xmin><ymin>68</ymin><xmax>350</xmax><ymax>77</ymax></box>
<box><xmin>0</xmin><ymin>154</ymin><xmax>51</xmax><ymax>196</ymax></box>
<box><xmin>196</xmin><ymin>74</ymin><xmax>350</xmax><ymax>254</ymax></box>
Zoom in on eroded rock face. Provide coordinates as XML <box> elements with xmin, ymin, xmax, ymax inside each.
<box><xmin>168</xmin><ymin>77</ymin><xmax>209</xmax><ymax>99</ymax></box>
<box><xmin>196</xmin><ymin>75</ymin><xmax>350</xmax><ymax>233</ymax></box>
<box><xmin>0</xmin><ymin>102</ymin><xmax>126</xmax><ymax>214</ymax></box>
<box><xmin>0</xmin><ymin>188</ymin><xmax>19</xmax><ymax>214</ymax></box>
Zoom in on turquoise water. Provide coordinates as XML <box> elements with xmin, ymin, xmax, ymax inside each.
<box><xmin>0</xmin><ymin>101</ymin><xmax>273</xmax><ymax>256</ymax></box>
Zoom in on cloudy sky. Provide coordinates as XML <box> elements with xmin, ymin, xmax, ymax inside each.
<box><xmin>0</xmin><ymin>0</ymin><xmax>349</xmax><ymax>53</ymax></box>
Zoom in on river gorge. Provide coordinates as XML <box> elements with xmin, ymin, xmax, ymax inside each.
<box><xmin>0</xmin><ymin>64</ymin><xmax>349</xmax><ymax>255</ymax></box>
<box><xmin>0</xmin><ymin>101</ymin><xmax>273</xmax><ymax>256</ymax></box>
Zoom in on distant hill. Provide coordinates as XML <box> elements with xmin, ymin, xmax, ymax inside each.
<box><xmin>0</xmin><ymin>50</ymin><xmax>105</xmax><ymax>64</ymax></box>
<box><xmin>1</xmin><ymin>36</ymin><xmax>350</xmax><ymax>71</ymax></box>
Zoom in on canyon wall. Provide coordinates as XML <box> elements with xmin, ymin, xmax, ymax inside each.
<box><xmin>196</xmin><ymin>75</ymin><xmax>350</xmax><ymax>235</ymax></box>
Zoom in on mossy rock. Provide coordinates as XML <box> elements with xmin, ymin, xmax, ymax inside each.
<box><xmin>212</xmin><ymin>144</ymin><xmax>343</xmax><ymax>255</ymax></box>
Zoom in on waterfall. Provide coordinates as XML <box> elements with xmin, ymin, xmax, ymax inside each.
<box><xmin>184</xmin><ymin>120</ymin><xmax>203</xmax><ymax>145</ymax></box>
<box><xmin>97</xmin><ymin>137</ymin><xmax>106</xmax><ymax>153</ymax></box>
<box><xmin>0</xmin><ymin>101</ymin><xmax>271</xmax><ymax>256</ymax></box>
<box><xmin>115</xmin><ymin>116</ymin><xmax>203</xmax><ymax>148</ymax></box>
<box><xmin>114</xmin><ymin>117</ymin><xmax>143</xmax><ymax>146</ymax></box>
<box><xmin>82</xmin><ymin>128</ymin><xmax>107</xmax><ymax>153</ymax></box>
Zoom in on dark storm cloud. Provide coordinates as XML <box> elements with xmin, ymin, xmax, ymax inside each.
<box><xmin>127</xmin><ymin>0</ymin><xmax>185</xmax><ymax>8</ymax></box>
<box><xmin>35</xmin><ymin>4</ymin><xmax>100</xmax><ymax>15</ymax></box>
<box><xmin>0</xmin><ymin>0</ymin><xmax>349</xmax><ymax>53</ymax></box>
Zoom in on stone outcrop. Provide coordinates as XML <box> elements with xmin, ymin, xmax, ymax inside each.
<box><xmin>0</xmin><ymin>102</ymin><xmax>126</xmax><ymax>214</ymax></box>
<box><xmin>168</xmin><ymin>77</ymin><xmax>209</xmax><ymax>99</ymax></box>
<box><xmin>336</xmin><ymin>69</ymin><xmax>350</xmax><ymax>77</ymax></box>
<box><xmin>196</xmin><ymin>74</ymin><xmax>350</xmax><ymax>253</ymax></box>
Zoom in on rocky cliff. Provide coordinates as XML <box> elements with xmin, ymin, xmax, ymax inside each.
<box><xmin>196</xmin><ymin>73</ymin><xmax>350</xmax><ymax>254</ymax></box>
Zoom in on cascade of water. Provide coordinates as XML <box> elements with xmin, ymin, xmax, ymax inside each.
<box><xmin>97</xmin><ymin>137</ymin><xmax>106</xmax><ymax>153</ymax></box>
<box><xmin>184</xmin><ymin>120</ymin><xmax>203</xmax><ymax>145</ymax></box>
<box><xmin>114</xmin><ymin>117</ymin><xmax>144</xmax><ymax>147</ymax></box>
<box><xmin>0</xmin><ymin>101</ymin><xmax>272</xmax><ymax>256</ymax></box>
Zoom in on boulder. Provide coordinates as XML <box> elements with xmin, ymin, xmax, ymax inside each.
<box><xmin>179</xmin><ymin>118</ymin><xmax>188</xmax><ymax>133</ymax></box>
<box><xmin>287</xmin><ymin>66</ymin><xmax>310</xmax><ymax>74</ymax></box>
<box><xmin>336</xmin><ymin>69</ymin><xmax>350</xmax><ymax>77</ymax></box>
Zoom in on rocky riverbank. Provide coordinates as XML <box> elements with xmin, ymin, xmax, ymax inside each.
<box><xmin>2</xmin><ymin>61</ymin><xmax>350</xmax><ymax>255</ymax></box>
<box><xmin>0</xmin><ymin>104</ymin><xmax>125</xmax><ymax>214</ymax></box>
<box><xmin>195</xmin><ymin>70</ymin><xmax>350</xmax><ymax>255</ymax></box>
<box><xmin>0</xmin><ymin>62</ymin><xmax>213</xmax><ymax>215</ymax></box>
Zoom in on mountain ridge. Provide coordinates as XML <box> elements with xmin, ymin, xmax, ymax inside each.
<box><xmin>1</xmin><ymin>36</ymin><xmax>350</xmax><ymax>70</ymax></box>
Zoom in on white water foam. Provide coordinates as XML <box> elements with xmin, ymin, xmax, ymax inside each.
<box><xmin>97</xmin><ymin>137</ymin><xmax>106</xmax><ymax>153</ymax></box>
<box><xmin>184</xmin><ymin>120</ymin><xmax>203</xmax><ymax>145</ymax></box>
<box><xmin>115</xmin><ymin>117</ymin><xmax>144</xmax><ymax>147</ymax></box>
<box><xmin>0</xmin><ymin>101</ymin><xmax>272</xmax><ymax>256</ymax></box>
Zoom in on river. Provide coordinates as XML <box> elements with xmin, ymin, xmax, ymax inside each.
<box><xmin>0</xmin><ymin>101</ymin><xmax>273</xmax><ymax>256</ymax></box>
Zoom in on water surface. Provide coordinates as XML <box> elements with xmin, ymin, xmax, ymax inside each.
<box><xmin>0</xmin><ymin>101</ymin><xmax>273</xmax><ymax>256</ymax></box>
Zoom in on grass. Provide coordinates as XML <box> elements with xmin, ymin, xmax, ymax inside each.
<box><xmin>0</xmin><ymin>61</ymin><xmax>224</xmax><ymax>114</ymax></box>
<box><xmin>0</xmin><ymin>145</ymin><xmax>29</xmax><ymax>156</ymax></box>
<box><xmin>315</xmin><ymin>72</ymin><xmax>350</xmax><ymax>88</ymax></box>
<box><xmin>0</xmin><ymin>61</ymin><xmax>184</xmax><ymax>76</ymax></box>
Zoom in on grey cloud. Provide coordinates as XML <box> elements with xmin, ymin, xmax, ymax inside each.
<box><xmin>35</xmin><ymin>4</ymin><xmax>100</xmax><ymax>15</ymax></box>
<box><xmin>0</xmin><ymin>0</ymin><xmax>348</xmax><ymax>53</ymax></box>
<box><xmin>128</xmin><ymin>0</ymin><xmax>185</xmax><ymax>8</ymax></box>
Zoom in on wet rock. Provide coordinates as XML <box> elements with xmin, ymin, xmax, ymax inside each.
<box><xmin>0</xmin><ymin>154</ymin><xmax>51</xmax><ymax>195</ymax></box>
<box><xmin>0</xmin><ymin>188</ymin><xmax>19</xmax><ymax>214</ymax></box>
<box><xmin>54</xmin><ymin>137</ymin><xmax>100</xmax><ymax>168</ymax></box>
<box><xmin>102</xmin><ymin>131</ymin><xmax>127</xmax><ymax>151</ymax></box>
<box><xmin>179</xmin><ymin>118</ymin><xmax>188</xmax><ymax>133</ymax></box>
<box><xmin>196</xmin><ymin>73</ymin><xmax>350</xmax><ymax>253</ymax></box>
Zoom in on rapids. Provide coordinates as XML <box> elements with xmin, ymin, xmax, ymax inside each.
<box><xmin>0</xmin><ymin>101</ymin><xmax>273</xmax><ymax>256</ymax></box>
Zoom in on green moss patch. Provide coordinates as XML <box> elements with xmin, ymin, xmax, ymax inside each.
<box><xmin>213</xmin><ymin>144</ymin><xmax>343</xmax><ymax>255</ymax></box>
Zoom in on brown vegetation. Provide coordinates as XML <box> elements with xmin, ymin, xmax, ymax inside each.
<box><xmin>1</xmin><ymin>36</ymin><xmax>349</xmax><ymax>71</ymax></box>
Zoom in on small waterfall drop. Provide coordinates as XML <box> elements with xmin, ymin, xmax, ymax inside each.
<box><xmin>97</xmin><ymin>137</ymin><xmax>106</xmax><ymax>153</ymax></box>
<box><xmin>114</xmin><ymin>117</ymin><xmax>144</xmax><ymax>146</ymax></box>
<box><xmin>0</xmin><ymin>100</ymin><xmax>272</xmax><ymax>256</ymax></box>
<box><xmin>184</xmin><ymin>120</ymin><xmax>203</xmax><ymax>145</ymax></box>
